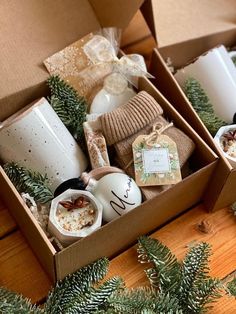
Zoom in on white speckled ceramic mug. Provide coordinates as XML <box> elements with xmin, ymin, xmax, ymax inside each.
<box><xmin>175</xmin><ymin>45</ymin><xmax>236</xmax><ymax>123</ymax></box>
<box><xmin>0</xmin><ymin>97</ymin><xmax>88</xmax><ymax>191</ymax></box>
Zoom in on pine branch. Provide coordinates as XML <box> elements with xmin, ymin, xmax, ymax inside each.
<box><xmin>44</xmin><ymin>258</ymin><xmax>110</xmax><ymax>314</ymax></box>
<box><xmin>231</xmin><ymin>55</ymin><xmax>236</xmax><ymax>67</ymax></box>
<box><xmin>4</xmin><ymin>162</ymin><xmax>53</xmax><ymax>204</ymax></box>
<box><xmin>187</xmin><ymin>278</ymin><xmax>222</xmax><ymax>313</ymax></box>
<box><xmin>227</xmin><ymin>278</ymin><xmax>236</xmax><ymax>297</ymax></box>
<box><xmin>69</xmin><ymin>277</ymin><xmax>124</xmax><ymax>314</ymax></box>
<box><xmin>47</xmin><ymin>75</ymin><xmax>87</xmax><ymax>142</ymax></box>
<box><xmin>184</xmin><ymin>78</ymin><xmax>214</xmax><ymax>114</ymax></box>
<box><xmin>107</xmin><ymin>287</ymin><xmax>157</xmax><ymax>313</ymax></box>
<box><xmin>197</xmin><ymin>111</ymin><xmax>226</xmax><ymax>136</ymax></box>
<box><xmin>183</xmin><ymin>78</ymin><xmax>226</xmax><ymax>136</ymax></box>
<box><xmin>0</xmin><ymin>239</ymin><xmax>230</xmax><ymax>313</ymax></box>
<box><xmin>0</xmin><ymin>287</ymin><xmax>43</xmax><ymax>314</ymax></box>
<box><xmin>137</xmin><ymin>236</ymin><xmax>181</xmax><ymax>293</ymax></box>
<box><xmin>178</xmin><ymin>242</ymin><xmax>213</xmax><ymax>312</ymax></box>
<box><xmin>154</xmin><ymin>292</ymin><xmax>184</xmax><ymax>314</ymax></box>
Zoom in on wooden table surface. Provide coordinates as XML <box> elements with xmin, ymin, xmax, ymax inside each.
<box><xmin>1</xmin><ymin>11</ymin><xmax>236</xmax><ymax>313</ymax></box>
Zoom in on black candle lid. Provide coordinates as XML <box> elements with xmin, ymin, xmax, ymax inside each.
<box><xmin>54</xmin><ymin>177</ymin><xmax>86</xmax><ymax>198</ymax></box>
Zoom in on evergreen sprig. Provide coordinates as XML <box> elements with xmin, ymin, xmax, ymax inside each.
<box><xmin>137</xmin><ymin>236</ymin><xmax>180</xmax><ymax>293</ymax></box>
<box><xmin>1</xmin><ymin>239</ymin><xmax>236</xmax><ymax>313</ymax></box>
<box><xmin>137</xmin><ymin>237</ymin><xmax>223</xmax><ymax>314</ymax></box>
<box><xmin>44</xmin><ymin>257</ymin><xmax>124</xmax><ymax>314</ymax></box>
<box><xmin>0</xmin><ymin>287</ymin><xmax>42</xmax><ymax>314</ymax></box>
<box><xmin>4</xmin><ymin>162</ymin><xmax>53</xmax><ymax>204</ymax></box>
<box><xmin>227</xmin><ymin>278</ymin><xmax>236</xmax><ymax>297</ymax></box>
<box><xmin>178</xmin><ymin>242</ymin><xmax>222</xmax><ymax>312</ymax></box>
<box><xmin>47</xmin><ymin>75</ymin><xmax>87</xmax><ymax>142</ymax></box>
<box><xmin>183</xmin><ymin>78</ymin><xmax>226</xmax><ymax>136</ymax></box>
<box><xmin>231</xmin><ymin>55</ymin><xmax>236</xmax><ymax>67</ymax></box>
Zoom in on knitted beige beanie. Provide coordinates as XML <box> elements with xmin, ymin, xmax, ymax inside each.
<box><xmin>98</xmin><ymin>91</ymin><xmax>163</xmax><ymax>145</ymax></box>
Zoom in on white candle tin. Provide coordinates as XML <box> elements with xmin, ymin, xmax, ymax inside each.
<box><xmin>48</xmin><ymin>189</ymin><xmax>103</xmax><ymax>246</ymax></box>
<box><xmin>214</xmin><ymin>124</ymin><xmax>236</xmax><ymax>168</ymax></box>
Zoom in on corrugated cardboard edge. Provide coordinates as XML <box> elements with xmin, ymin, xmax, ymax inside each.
<box><xmin>0</xmin><ymin>166</ymin><xmax>56</xmax><ymax>281</ymax></box>
<box><xmin>149</xmin><ymin>48</ymin><xmax>234</xmax><ymax>211</ymax></box>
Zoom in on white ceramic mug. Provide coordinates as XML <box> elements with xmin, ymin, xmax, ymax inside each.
<box><xmin>0</xmin><ymin>97</ymin><xmax>88</xmax><ymax>191</ymax></box>
<box><xmin>175</xmin><ymin>45</ymin><xmax>236</xmax><ymax>123</ymax></box>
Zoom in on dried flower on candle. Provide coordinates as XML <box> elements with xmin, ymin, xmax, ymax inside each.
<box><xmin>220</xmin><ymin>128</ymin><xmax>236</xmax><ymax>157</ymax></box>
<box><xmin>56</xmin><ymin>196</ymin><xmax>96</xmax><ymax>232</ymax></box>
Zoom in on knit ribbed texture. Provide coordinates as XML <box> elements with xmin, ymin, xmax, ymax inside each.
<box><xmin>99</xmin><ymin>91</ymin><xmax>163</xmax><ymax>145</ymax></box>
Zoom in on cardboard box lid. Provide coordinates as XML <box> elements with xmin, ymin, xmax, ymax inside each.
<box><xmin>142</xmin><ymin>0</ymin><xmax>236</xmax><ymax>48</ymax></box>
<box><xmin>0</xmin><ymin>0</ymin><xmax>143</xmax><ymax>120</ymax></box>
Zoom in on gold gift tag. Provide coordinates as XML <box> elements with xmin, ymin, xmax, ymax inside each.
<box><xmin>132</xmin><ymin>123</ymin><xmax>182</xmax><ymax>186</ymax></box>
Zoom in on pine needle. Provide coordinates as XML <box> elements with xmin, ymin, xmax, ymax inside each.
<box><xmin>183</xmin><ymin>78</ymin><xmax>226</xmax><ymax>136</ymax></box>
<box><xmin>44</xmin><ymin>258</ymin><xmax>110</xmax><ymax>314</ymax></box>
<box><xmin>137</xmin><ymin>236</ymin><xmax>181</xmax><ymax>293</ymax></box>
<box><xmin>47</xmin><ymin>75</ymin><xmax>87</xmax><ymax>142</ymax></box>
<box><xmin>227</xmin><ymin>278</ymin><xmax>236</xmax><ymax>297</ymax></box>
<box><xmin>0</xmin><ymin>239</ymin><xmax>229</xmax><ymax>313</ymax></box>
<box><xmin>231</xmin><ymin>55</ymin><xmax>236</xmax><ymax>67</ymax></box>
<box><xmin>0</xmin><ymin>287</ymin><xmax>43</xmax><ymax>314</ymax></box>
<box><xmin>4</xmin><ymin>162</ymin><xmax>53</xmax><ymax>204</ymax></box>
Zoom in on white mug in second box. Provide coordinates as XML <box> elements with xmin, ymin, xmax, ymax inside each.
<box><xmin>175</xmin><ymin>45</ymin><xmax>236</xmax><ymax>123</ymax></box>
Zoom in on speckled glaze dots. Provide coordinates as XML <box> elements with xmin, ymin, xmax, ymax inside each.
<box><xmin>0</xmin><ymin>97</ymin><xmax>88</xmax><ymax>191</ymax></box>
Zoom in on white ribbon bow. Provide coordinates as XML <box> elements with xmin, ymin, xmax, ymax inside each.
<box><xmin>83</xmin><ymin>35</ymin><xmax>154</xmax><ymax>87</ymax></box>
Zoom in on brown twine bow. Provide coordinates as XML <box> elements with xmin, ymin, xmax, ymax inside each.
<box><xmin>124</xmin><ymin>122</ymin><xmax>173</xmax><ymax>170</ymax></box>
<box><xmin>145</xmin><ymin>122</ymin><xmax>173</xmax><ymax>146</ymax></box>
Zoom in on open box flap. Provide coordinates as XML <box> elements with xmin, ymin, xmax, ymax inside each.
<box><xmin>0</xmin><ymin>0</ymin><xmax>143</xmax><ymax>120</ymax></box>
<box><xmin>142</xmin><ymin>0</ymin><xmax>236</xmax><ymax>48</ymax></box>
<box><xmin>90</xmin><ymin>0</ymin><xmax>144</xmax><ymax>28</ymax></box>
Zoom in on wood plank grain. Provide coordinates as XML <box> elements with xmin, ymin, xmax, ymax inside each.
<box><xmin>0</xmin><ymin>199</ymin><xmax>16</xmax><ymax>238</ymax></box>
<box><xmin>209</xmin><ymin>294</ymin><xmax>236</xmax><ymax>314</ymax></box>
<box><xmin>0</xmin><ymin>230</ymin><xmax>52</xmax><ymax>304</ymax></box>
<box><xmin>108</xmin><ymin>205</ymin><xmax>236</xmax><ymax>312</ymax></box>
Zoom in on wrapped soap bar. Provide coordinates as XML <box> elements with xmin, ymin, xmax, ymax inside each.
<box><xmin>83</xmin><ymin>120</ymin><xmax>110</xmax><ymax>169</ymax></box>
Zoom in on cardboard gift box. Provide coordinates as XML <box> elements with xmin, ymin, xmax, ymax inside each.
<box><xmin>142</xmin><ymin>0</ymin><xmax>236</xmax><ymax>210</ymax></box>
<box><xmin>0</xmin><ymin>0</ymin><xmax>218</xmax><ymax>281</ymax></box>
